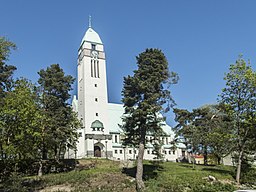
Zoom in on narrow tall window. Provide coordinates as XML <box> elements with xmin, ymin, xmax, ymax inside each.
<box><xmin>115</xmin><ymin>135</ymin><xmax>117</xmax><ymax>143</ymax></box>
<box><xmin>97</xmin><ymin>60</ymin><xmax>99</xmax><ymax>78</ymax></box>
<box><xmin>91</xmin><ymin>60</ymin><xmax>93</xmax><ymax>77</ymax></box>
<box><xmin>94</xmin><ymin>60</ymin><xmax>96</xmax><ymax>78</ymax></box>
<box><xmin>90</xmin><ymin>59</ymin><xmax>99</xmax><ymax>78</ymax></box>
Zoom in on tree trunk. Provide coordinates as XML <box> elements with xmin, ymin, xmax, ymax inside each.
<box><xmin>203</xmin><ymin>149</ymin><xmax>208</xmax><ymax>165</ymax></box>
<box><xmin>136</xmin><ymin>142</ymin><xmax>145</xmax><ymax>191</ymax></box>
<box><xmin>54</xmin><ymin>144</ymin><xmax>58</xmax><ymax>161</ymax></box>
<box><xmin>39</xmin><ymin>141</ymin><xmax>47</xmax><ymax>176</ymax></box>
<box><xmin>42</xmin><ymin>143</ymin><xmax>47</xmax><ymax>160</ymax></box>
<box><xmin>236</xmin><ymin>149</ymin><xmax>244</xmax><ymax>184</ymax></box>
<box><xmin>136</xmin><ymin>126</ymin><xmax>146</xmax><ymax>191</ymax></box>
<box><xmin>58</xmin><ymin>143</ymin><xmax>62</xmax><ymax>160</ymax></box>
<box><xmin>217</xmin><ymin>156</ymin><xmax>221</xmax><ymax>165</ymax></box>
<box><xmin>0</xmin><ymin>144</ymin><xmax>3</xmax><ymax>159</ymax></box>
<box><xmin>38</xmin><ymin>159</ymin><xmax>43</xmax><ymax>177</ymax></box>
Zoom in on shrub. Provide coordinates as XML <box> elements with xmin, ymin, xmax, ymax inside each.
<box><xmin>240</xmin><ymin>167</ymin><xmax>256</xmax><ymax>185</ymax></box>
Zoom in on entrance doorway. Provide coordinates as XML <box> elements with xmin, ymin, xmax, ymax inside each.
<box><xmin>94</xmin><ymin>146</ymin><xmax>101</xmax><ymax>157</ymax></box>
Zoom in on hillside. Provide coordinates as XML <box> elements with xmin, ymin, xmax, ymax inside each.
<box><xmin>2</xmin><ymin>159</ymin><xmax>256</xmax><ymax>192</ymax></box>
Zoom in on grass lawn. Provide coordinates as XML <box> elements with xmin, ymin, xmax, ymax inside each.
<box><xmin>143</xmin><ymin>162</ymin><xmax>237</xmax><ymax>192</ymax></box>
<box><xmin>3</xmin><ymin>159</ymin><xmax>256</xmax><ymax>192</ymax></box>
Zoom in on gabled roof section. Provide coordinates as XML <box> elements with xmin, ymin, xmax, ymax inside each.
<box><xmin>107</xmin><ymin>103</ymin><xmax>175</xmax><ymax>136</ymax></box>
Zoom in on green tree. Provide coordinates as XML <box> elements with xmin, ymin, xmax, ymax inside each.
<box><xmin>0</xmin><ymin>37</ymin><xmax>17</xmax><ymax>159</ymax></box>
<box><xmin>38</xmin><ymin>64</ymin><xmax>80</xmax><ymax>165</ymax></box>
<box><xmin>0</xmin><ymin>37</ymin><xmax>16</xmax><ymax>99</ymax></box>
<box><xmin>174</xmin><ymin>107</ymin><xmax>208</xmax><ymax>165</ymax></box>
<box><xmin>174</xmin><ymin>104</ymin><xmax>233</xmax><ymax>165</ymax></box>
<box><xmin>173</xmin><ymin>108</ymin><xmax>195</xmax><ymax>158</ymax></box>
<box><xmin>206</xmin><ymin>105</ymin><xmax>234</xmax><ymax>165</ymax></box>
<box><xmin>0</xmin><ymin>79</ymin><xmax>41</xmax><ymax>160</ymax></box>
<box><xmin>121</xmin><ymin>49</ymin><xmax>178</xmax><ymax>190</ymax></box>
<box><xmin>220</xmin><ymin>57</ymin><xmax>256</xmax><ymax>184</ymax></box>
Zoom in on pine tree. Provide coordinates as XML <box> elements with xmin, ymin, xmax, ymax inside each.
<box><xmin>121</xmin><ymin>49</ymin><xmax>178</xmax><ymax>190</ymax></box>
<box><xmin>37</xmin><ymin>64</ymin><xmax>80</xmax><ymax>175</ymax></box>
<box><xmin>0</xmin><ymin>37</ymin><xmax>16</xmax><ymax>99</ymax></box>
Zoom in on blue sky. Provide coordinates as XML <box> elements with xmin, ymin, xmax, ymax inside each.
<box><xmin>1</xmin><ymin>0</ymin><xmax>256</xmax><ymax>125</ymax></box>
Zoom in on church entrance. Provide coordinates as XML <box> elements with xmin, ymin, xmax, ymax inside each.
<box><xmin>94</xmin><ymin>142</ymin><xmax>105</xmax><ymax>157</ymax></box>
<box><xmin>94</xmin><ymin>146</ymin><xmax>101</xmax><ymax>157</ymax></box>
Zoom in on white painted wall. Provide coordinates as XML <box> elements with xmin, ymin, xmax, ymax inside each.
<box><xmin>76</xmin><ymin>27</ymin><xmax>111</xmax><ymax>158</ymax></box>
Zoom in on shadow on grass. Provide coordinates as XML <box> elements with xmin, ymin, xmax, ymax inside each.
<box><xmin>201</xmin><ymin>167</ymin><xmax>234</xmax><ymax>176</ymax></box>
<box><xmin>178</xmin><ymin>163</ymin><xmax>235</xmax><ymax>177</ymax></box>
<box><xmin>122</xmin><ymin>164</ymin><xmax>163</xmax><ymax>180</ymax></box>
<box><xmin>178</xmin><ymin>163</ymin><xmax>217</xmax><ymax>169</ymax></box>
<box><xmin>178</xmin><ymin>163</ymin><xmax>194</xmax><ymax>169</ymax></box>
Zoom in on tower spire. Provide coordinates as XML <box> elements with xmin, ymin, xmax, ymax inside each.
<box><xmin>89</xmin><ymin>15</ymin><xmax>92</xmax><ymax>28</ymax></box>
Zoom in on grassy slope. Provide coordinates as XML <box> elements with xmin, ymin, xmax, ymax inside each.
<box><xmin>9</xmin><ymin>159</ymin><xmax>256</xmax><ymax>192</ymax></box>
<box><xmin>37</xmin><ymin>159</ymin><xmax>136</xmax><ymax>192</ymax></box>
<box><xmin>144</xmin><ymin>162</ymin><xmax>237</xmax><ymax>192</ymax></box>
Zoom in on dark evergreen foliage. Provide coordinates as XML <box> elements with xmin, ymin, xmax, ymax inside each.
<box><xmin>121</xmin><ymin>48</ymin><xmax>178</xmax><ymax>190</ymax></box>
<box><xmin>0</xmin><ymin>37</ymin><xmax>16</xmax><ymax>100</ymax></box>
<box><xmin>38</xmin><ymin>64</ymin><xmax>80</xmax><ymax>161</ymax></box>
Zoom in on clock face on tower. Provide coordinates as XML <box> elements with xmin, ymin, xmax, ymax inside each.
<box><xmin>91</xmin><ymin>50</ymin><xmax>98</xmax><ymax>58</ymax></box>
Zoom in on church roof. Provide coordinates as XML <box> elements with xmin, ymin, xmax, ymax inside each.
<box><xmin>107</xmin><ymin>103</ymin><xmax>175</xmax><ymax>136</ymax></box>
<box><xmin>81</xmin><ymin>27</ymin><xmax>103</xmax><ymax>45</ymax></box>
<box><xmin>108</xmin><ymin>103</ymin><xmax>124</xmax><ymax>133</ymax></box>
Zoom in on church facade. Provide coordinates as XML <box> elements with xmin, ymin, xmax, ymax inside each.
<box><xmin>71</xmin><ymin>23</ymin><xmax>186</xmax><ymax>161</ymax></box>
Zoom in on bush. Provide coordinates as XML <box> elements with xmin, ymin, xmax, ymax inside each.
<box><xmin>0</xmin><ymin>172</ymin><xmax>28</xmax><ymax>192</ymax></box>
<box><xmin>191</xmin><ymin>182</ymin><xmax>236</xmax><ymax>192</ymax></box>
<box><xmin>240</xmin><ymin>167</ymin><xmax>256</xmax><ymax>185</ymax></box>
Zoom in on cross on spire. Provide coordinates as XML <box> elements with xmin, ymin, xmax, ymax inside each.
<box><xmin>89</xmin><ymin>15</ymin><xmax>92</xmax><ymax>28</ymax></box>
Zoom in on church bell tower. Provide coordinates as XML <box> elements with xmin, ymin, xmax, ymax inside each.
<box><xmin>76</xmin><ymin>18</ymin><xmax>112</xmax><ymax>158</ymax></box>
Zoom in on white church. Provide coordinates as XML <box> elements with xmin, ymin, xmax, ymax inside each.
<box><xmin>71</xmin><ymin>21</ymin><xmax>186</xmax><ymax>161</ymax></box>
